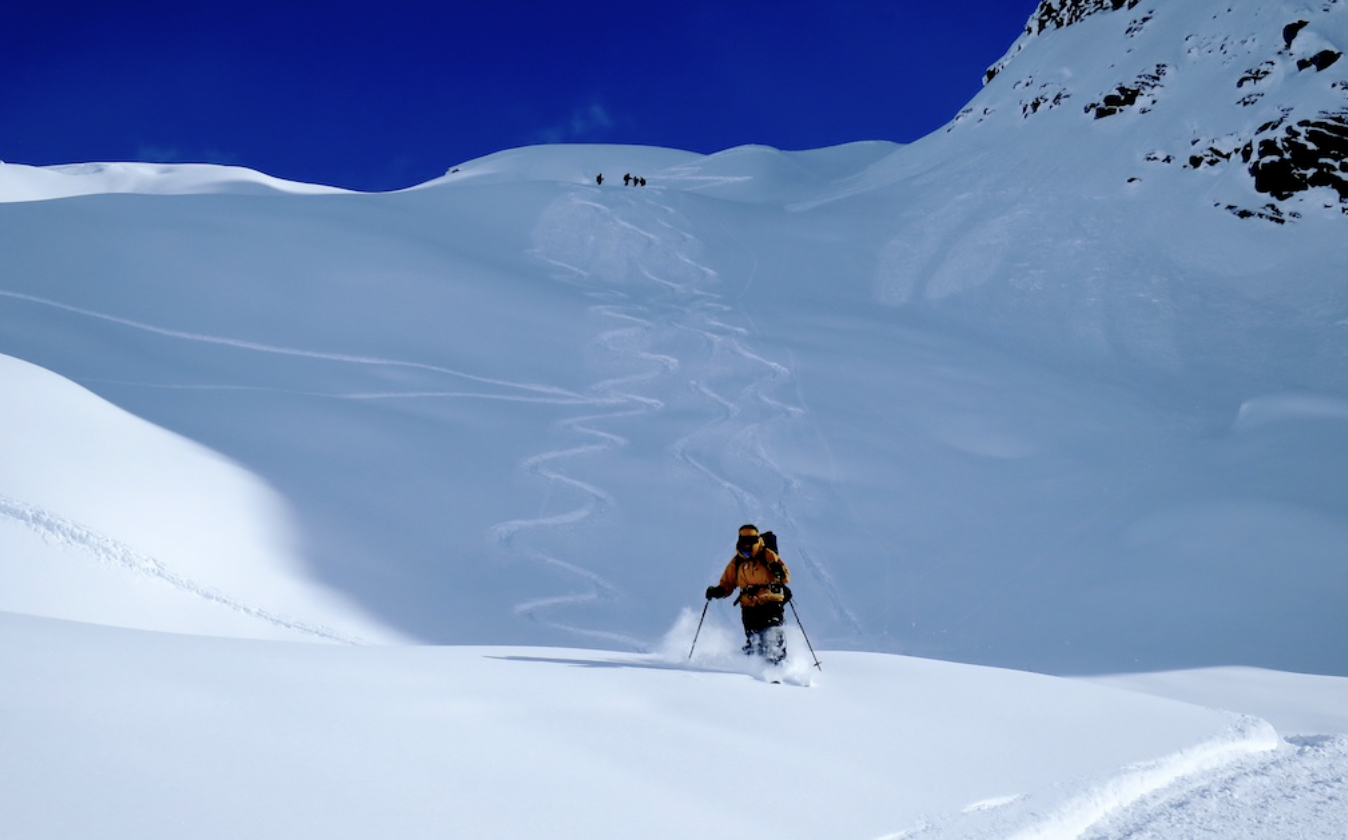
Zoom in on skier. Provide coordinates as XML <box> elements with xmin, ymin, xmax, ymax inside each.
<box><xmin>705</xmin><ymin>524</ymin><xmax>791</xmax><ymax>664</ymax></box>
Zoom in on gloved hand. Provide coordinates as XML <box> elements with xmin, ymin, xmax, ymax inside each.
<box><xmin>782</xmin><ymin>584</ymin><xmax>793</xmax><ymax>603</ymax></box>
<box><xmin>706</xmin><ymin>585</ymin><xmax>727</xmax><ymax>600</ymax></box>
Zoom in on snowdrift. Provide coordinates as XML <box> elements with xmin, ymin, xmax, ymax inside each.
<box><xmin>0</xmin><ymin>354</ymin><xmax>402</xmax><ymax>643</ymax></box>
<box><xmin>0</xmin><ymin>160</ymin><xmax>345</xmax><ymax>202</ymax></box>
<box><xmin>0</xmin><ymin>610</ymin><xmax>1278</xmax><ymax>840</ymax></box>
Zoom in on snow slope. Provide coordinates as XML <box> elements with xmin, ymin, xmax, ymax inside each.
<box><xmin>0</xmin><ymin>610</ymin><xmax>1291</xmax><ymax>840</ymax></box>
<box><xmin>0</xmin><ymin>160</ymin><xmax>346</xmax><ymax>202</ymax></box>
<box><xmin>0</xmin><ymin>354</ymin><xmax>403</xmax><ymax>643</ymax></box>
<box><xmin>1</xmin><ymin>0</ymin><xmax>1345</xmax><ymax>673</ymax></box>
<box><xmin>2</xmin><ymin>1</ymin><xmax>1348</xmax><ymax>836</ymax></box>
<box><xmin>5</xmin><ymin>130</ymin><xmax>1345</xmax><ymax>671</ymax></box>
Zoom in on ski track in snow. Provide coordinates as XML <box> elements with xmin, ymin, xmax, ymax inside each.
<box><xmin>1</xmin><ymin>196</ymin><xmax>860</xmax><ymax>648</ymax></box>
<box><xmin>0</xmin><ymin>288</ymin><xmax>589</xmax><ymax>404</ymax></box>
<box><xmin>871</xmin><ymin>717</ymin><xmax>1299</xmax><ymax>840</ymax></box>
<box><xmin>0</xmin><ymin>495</ymin><xmax>361</xmax><ymax>644</ymax></box>
<box><xmin>1078</xmin><ymin>734</ymin><xmax>1348</xmax><ymax>840</ymax></box>
<box><xmin>495</xmin><ymin>187</ymin><xmax>854</xmax><ymax>647</ymax></box>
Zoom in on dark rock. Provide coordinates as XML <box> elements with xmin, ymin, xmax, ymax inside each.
<box><xmin>1126</xmin><ymin>14</ymin><xmax>1153</xmax><ymax>37</ymax></box>
<box><xmin>1021</xmin><ymin>87</ymin><xmax>1071</xmax><ymax>117</ymax></box>
<box><xmin>1086</xmin><ymin>65</ymin><xmax>1167</xmax><ymax>118</ymax></box>
<box><xmin>1297</xmin><ymin>50</ymin><xmax>1342</xmax><ymax>72</ymax></box>
<box><xmin>1248</xmin><ymin>111</ymin><xmax>1348</xmax><ymax>203</ymax></box>
<box><xmin>947</xmin><ymin>106</ymin><xmax>996</xmax><ymax>131</ymax></box>
<box><xmin>1025</xmin><ymin>0</ymin><xmax>1142</xmax><ymax>36</ymax></box>
<box><xmin>1256</xmin><ymin>113</ymin><xmax>1291</xmax><ymax>136</ymax></box>
<box><xmin>1283</xmin><ymin>20</ymin><xmax>1310</xmax><ymax>49</ymax></box>
<box><xmin>1237</xmin><ymin>61</ymin><xmax>1275</xmax><ymax>88</ymax></box>
<box><xmin>1190</xmin><ymin>146</ymin><xmax>1236</xmax><ymax>169</ymax></box>
<box><xmin>1220</xmin><ymin>203</ymin><xmax>1300</xmax><ymax>224</ymax></box>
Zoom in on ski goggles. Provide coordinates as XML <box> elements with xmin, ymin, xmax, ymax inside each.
<box><xmin>737</xmin><ymin>535</ymin><xmax>760</xmax><ymax>549</ymax></box>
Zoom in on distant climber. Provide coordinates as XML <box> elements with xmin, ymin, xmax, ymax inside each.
<box><xmin>596</xmin><ymin>173</ymin><xmax>604</xmax><ymax>185</ymax></box>
<box><xmin>623</xmin><ymin>173</ymin><xmax>632</xmax><ymax>186</ymax></box>
<box><xmin>705</xmin><ymin>524</ymin><xmax>791</xmax><ymax>664</ymax></box>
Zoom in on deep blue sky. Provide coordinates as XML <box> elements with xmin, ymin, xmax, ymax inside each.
<box><xmin>3</xmin><ymin>1</ymin><xmax>1037</xmax><ymax>192</ymax></box>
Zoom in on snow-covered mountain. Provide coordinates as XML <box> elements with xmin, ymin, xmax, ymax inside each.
<box><xmin>2</xmin><ymin>4</ymin><xmax>1347</xmax><ymax>836</ymax></box>
<box><xmin>2</xmin><ymin>0</ymin><xmax>1346</xmax><ymax>674</ymax></box>
<box><xmin>984</xmin><ymin>0</ymin><xmax>1348</xmax><ymax>223</ymax></box>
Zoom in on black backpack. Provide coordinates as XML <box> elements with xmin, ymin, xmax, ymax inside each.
<box><xmin>761</xmin><ymin>531</ymin><xmax>788</xmax><ymax>584</ymax></box>
<box><xmin>761</xmin><ymin>530</ymin><xmax>779</xmax><ymax>554</ymax></box>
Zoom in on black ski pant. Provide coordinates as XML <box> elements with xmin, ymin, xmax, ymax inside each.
<box><xmin>740</xmin><ymin>602</ymin><xmax>787</xmax><ymax>664</ymax></box>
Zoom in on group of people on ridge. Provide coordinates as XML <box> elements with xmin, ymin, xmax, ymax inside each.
<box><xmin>594</xmin><ymin>173</ymin><xmax>648</xmax><ymax>187</ymax></box>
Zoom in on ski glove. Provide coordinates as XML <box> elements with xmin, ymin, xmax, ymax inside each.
<box><xmin>706</xmin><ymin>585</ymin><xmax>728</xmax><ymax>600</ymax></box>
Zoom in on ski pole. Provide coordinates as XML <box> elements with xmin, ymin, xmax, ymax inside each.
<box><xmin>789</xmin><ymin>601</ymin><xmax>822</xmax><ymax>670</ymax></box>
<box><xmin>688</xmin><ymin>598</ymin><xmax>710</xmax><ymax>660</ymax></box>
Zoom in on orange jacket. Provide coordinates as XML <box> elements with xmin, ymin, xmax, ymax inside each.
<box><xmin>718</xmin><ymin>547</ymin><xmax>790</xmax><ymax>608</ymax></box>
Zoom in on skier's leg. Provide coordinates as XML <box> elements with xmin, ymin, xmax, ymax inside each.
<box><xmin>740</xmin><ymin>606</ymin><xmax>759</xmax><ymax>656</ymax></box>
<box><xmin>764</xmin><ymin>624</ymin><xmax>787</xmax><ymax>665</ymax></box>
<box><xmin>762</xmin><ymin>605</ymin><xmax>787</xmax><ymax>664</ymax></box>
<box><xmin>742</xmin><ymin>604</ymin><xmax>786</xmax><ymax>663</ymax></box>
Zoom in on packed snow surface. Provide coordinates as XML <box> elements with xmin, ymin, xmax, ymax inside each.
<box><xmin>2</xmin><ymin>0</ymin><xmax>1347</xmax><ymax>837</ymax></box>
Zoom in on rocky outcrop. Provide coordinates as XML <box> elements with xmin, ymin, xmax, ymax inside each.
<box><xmin>978</xmin><ymin>0</ymin><xmax>1348</xmax><ymax>222</ymax></box>
<box><xmin>1175</xmin><ymin>108</ymin><xmax>1348</xmax><ymax>222</ymax></box>
<box><xmin>986</xmin><ymin>0</ymin><xmax>1145</xmax><ymax>84</ymax></box>
<box><xmin>1085</xmin><ymin>65</ymin><xmax>1168</xmax><ymax>119</ymax></box>
<box><xmin>1025</xmin><ymin>0</ymin><xmax>1143</xmax><ymax>36</ymax></box>
<box><xmin>1297</xmin><ymin>50</ymin><xmax>1342</xmax><ymax>72</ymax></box>
<box><xmin>1246</xmin><ymin>111</ymin><xmax>1348</xmax><ymax>203</ymax></box>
